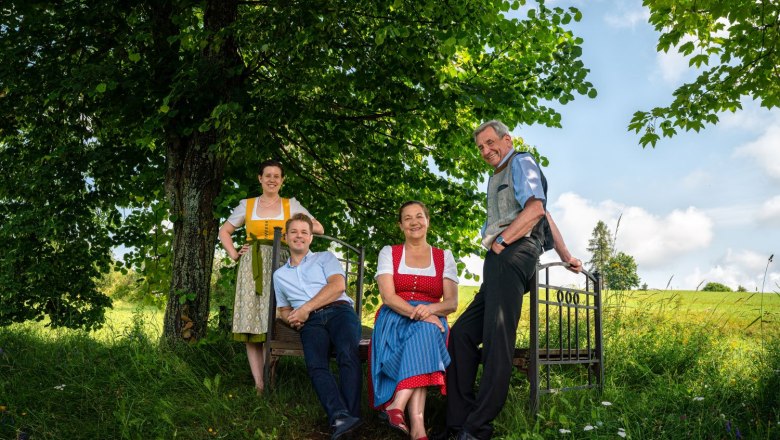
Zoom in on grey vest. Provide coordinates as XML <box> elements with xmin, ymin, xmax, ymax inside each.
<box><xmin>485</xmin><ymin>151</ymin><xmax>550</xmax><ymax>248</ymax></box>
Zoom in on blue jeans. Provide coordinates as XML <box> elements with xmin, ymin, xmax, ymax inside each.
<box><xmin>299</xmin><ymin>303</ymin><xmax>362</xmax><ymax>424</ymax></box>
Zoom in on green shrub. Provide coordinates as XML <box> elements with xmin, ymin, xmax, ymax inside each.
<box><xmin>701</xmin><ymin>282</ymin><xmax>733</xmax><ymax>292</ymax></box>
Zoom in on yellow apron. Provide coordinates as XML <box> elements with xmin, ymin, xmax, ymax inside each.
<box><xmin>245</xmin><ymin>197</ymin><xmax>290</xmax><ymax>295</ymax></box>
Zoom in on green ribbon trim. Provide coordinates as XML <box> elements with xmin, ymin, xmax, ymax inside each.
<box><xmin>251</xmin><ymin>239</ymin><xmax>275</xmax><ymax>296</ymax></box>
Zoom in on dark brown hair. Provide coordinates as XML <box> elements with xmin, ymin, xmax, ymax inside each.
<box><xmin>258</xmin><ymin>159</ymin><xmax>285</xmax><ymax>177</ymax></box>
<box><xmin>398</xmin><ymin>200</ymin><xmax>430</xmax><ymax>223</ymax></box>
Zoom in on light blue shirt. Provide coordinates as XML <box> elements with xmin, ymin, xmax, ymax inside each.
<box><xmin>273</xmin><ymin>250</ymin><xmax>352</xmax><ymax>309</ymax></box>
<box><xmin>481</xmin><ymin>149</ymin><xmax>546</xmax><ymax>237</ymax></box>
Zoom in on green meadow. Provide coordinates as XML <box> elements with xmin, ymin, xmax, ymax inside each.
<box><xmin>1</xmin><ymin>288</ymin><xmax>778</xmax><ymax>439</ymax></box>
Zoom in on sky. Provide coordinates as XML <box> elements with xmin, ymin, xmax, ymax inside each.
<box><xmin>462</xmin><ymin>0</ymin><xmax>780</xmax><ymax>291</ymax></box>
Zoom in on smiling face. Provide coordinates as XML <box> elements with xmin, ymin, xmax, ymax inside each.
<box><xmin>285</xmin><ymin>219</ymin><xmax>313</xmax><ymax>255</ymax></box>
<box><xmin>399</xmin><ymin>203</ymin><xmax>429</xmax><ymax>242</ymax></box>
<box><xmin>475</xmin><ymin>126</ymin><xmax>513</xmax><ymax>168</ymax></box>
<box><xmin>258</xmin><ymin>165</ymin><xmax>284</xmax><ymax>196</ymax></box>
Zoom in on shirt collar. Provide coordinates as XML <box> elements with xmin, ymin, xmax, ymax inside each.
<box><xmin>286</xmin><ymin>250</ymin><xmax>314</xmax><ymax>268</ymax></box>
<box><xmin>494</xmin><ymin>148</ymin><xmax>517</xmax><ymax>173</ymax></box>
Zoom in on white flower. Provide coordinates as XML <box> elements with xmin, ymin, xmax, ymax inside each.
<box><xmin>53</xmin><ymin>384</ymin><xmax>66</xmax><ymax>391</ymax></box>
<box><xmin>693</xmin><ymin>396</ymin><xmax>704</xmax><ymax>401</ymax></box>
<box><xmin>583</xmin><ymin>425</ymin><xmax>595</xmax><ymax>431</ymax></box>
<box><xmin>596</xmin><ymin>421</ymin><xmax>604</xmax><ymax>427</ymax></box>
<box><xmin>559</xmin><ymin>428</ymin><xmax>571</xmax><ymax>434</ymax></box>
<box><xmin>601</xmin><ymin>401</ymin><xmax>612</xmax><ymax>406</ymax></box>
<box><xmin>617</xmin><ymin>431</ymin><xmax>627</xmax><ymax>438</ymax></box>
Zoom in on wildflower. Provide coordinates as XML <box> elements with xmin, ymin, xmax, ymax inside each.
<box><xmin>53</xmin><ymin>384</ymin><xmax>66</xmax><ymax>391</ymax></box>
<box><xmin>617</xmin><ymin>428</ymin><xmax>626</xmax><ymax>438</ymax></box>
<box><xmin>559</xmin><ymin>429</ymin><xmax>571</xmax><ymax>434</ymax></box>
<box><xmin>693</xmin><ymin>396</ymin><xmax>704</xmax><ymax>401</ymax></box>
<box><xmin>736</xmin><ymin>427</ymin><xmax>742</xmax><ymax>439</ymax></box>
<box><xmin>0</xmin><ymin>405</ymin><xmax>6</xmax><ymax>412</ymax></box>
<box><xmin>583</xmin><ymin>425</ymin><xmax>595</xmax><ymax>431</ymax></box>
<box><xmin>596</xmin><ymin>421</ymin><xmax>603</xmax><ymax>427</ymax></box>
<box><xmin>680</xmin><ymin>415</ymin><xmax>687</xmax><ymax>421</ymax></box>
<box><xmin>208</xmin><ymin>428</ymin><xmax>213</xmax><ymax>433</ymax></box>
<box><xmin>725</xmin><ymin>420</ymin><xmax>731</xmax><ymax>433</ymax></box>
<box><xmin>601</xmin><ymin>401</ymin><xmax>612</xmax><ymax>406</ymax></box>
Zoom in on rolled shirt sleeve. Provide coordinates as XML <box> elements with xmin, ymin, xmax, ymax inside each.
<box><xmin>511</xmin><ymin>154</ymin><xmax>546</xmax><ymax>207</ymax></box>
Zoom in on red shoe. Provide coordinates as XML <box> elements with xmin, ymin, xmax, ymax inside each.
<box><xmin>379</xmin><ymin>408</ymin><xmax>409</xmax><ymax>436</ymax></box>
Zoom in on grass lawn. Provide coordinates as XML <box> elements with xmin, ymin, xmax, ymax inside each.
<box><xmin>1</xmin><ymin>288</ymin><xmax>778</xmax><ymax>439</ymax></box>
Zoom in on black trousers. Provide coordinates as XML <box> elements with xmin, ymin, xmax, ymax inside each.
<box><xmin>446</xmin><ymin>237</ymin><xmax>541</xmax><ymax>439</ymax></box>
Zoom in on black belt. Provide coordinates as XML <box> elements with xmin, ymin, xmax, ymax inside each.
<box><xmin>312</xmin><ymin>300</ymin><xmax>350</xmax><ymax>313</ymax></box>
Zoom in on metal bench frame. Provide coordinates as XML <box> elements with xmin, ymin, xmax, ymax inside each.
<box><xmin>527</xmin><ymin>262</ymin><xmax>604</xmax><ymax>412</ymax></box>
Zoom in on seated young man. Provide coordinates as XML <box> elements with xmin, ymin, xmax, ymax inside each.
<box><xmin>272</xmin><ymin>213</ymin><xmax>363</xmax><ymax>440</ymax></box>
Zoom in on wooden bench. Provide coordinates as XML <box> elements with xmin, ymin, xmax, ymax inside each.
<box><xmin>262</xmin><ymin>228</ymin><xmax>604</xmax><ymax>412</ymax></box>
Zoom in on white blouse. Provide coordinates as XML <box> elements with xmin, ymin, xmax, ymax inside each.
<box><xmin>375</xmin><ymin>245</ymin><xmax>459</xmax><ymax>283</ymax></box>
<box><xmin>226</xmin><ymin>197</ymin><xmax>312</xmax><ymax>227</ymax></box>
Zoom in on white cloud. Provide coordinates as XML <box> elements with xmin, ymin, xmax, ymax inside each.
<box><xmin>604</xmin><ymin>7</ymin><xmax>650</xmax><ymax>29</ymax></box>
<box><xmin>734</xmin><ymin>124</ymin><xmax>780</xmax><ymax>180</ymax></box>
<box><xmin>683</xmin><ymin>248</ymin><xmax>776</xmax><ymax>291</ymax></box>
<box><xmin>718</xmin><ymin>103</ymin><xmax>778</xmax><ymax>132</ymax></box>
<box><xmin>655</xmin><ymin>44</ymin><xmax>691</xmax><ymax>84</ymax></box>
<box><xmin>617</xmin><ymin>206</ymin><xmax>714</xmax><ymax>267</ymax></box>
<box><xmin>548</xmin><ymin>193</ymin><xmax>713</xmax><ymax>268</ymax></box>
<box><xmin>757</xmin><ymin>195</ymin><xmax>780</xmax><ymax>226</ymax></box>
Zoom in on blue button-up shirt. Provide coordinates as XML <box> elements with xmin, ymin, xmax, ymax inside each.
<box><xmin>273</xmin><ymin>250</ymin><xmax>352</xmax><ymax>309</ymax></box>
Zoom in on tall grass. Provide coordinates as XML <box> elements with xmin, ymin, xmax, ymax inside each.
<box><xmin>1</xmin><ymin>291</ymin><xmax>778</xmax><ymax>439</ymax></box>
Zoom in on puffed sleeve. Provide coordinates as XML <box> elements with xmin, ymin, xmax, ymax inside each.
<box><xmin>288</xmin><ymin>197</ymin><xmax>315</xmax><ymax>217</ymax></box>
<box><xmin>443</xmin><ymin>249</ymin><xmax>459</xmax><ymax>284</ymax></box>
<box><xmin>226</xmin><ymin>199</ymin><xmax>248</xmax><ymax>227</ymax></box>
<box><xmin>375</xmin><ymin>246</ymin><xmax>394</xmax><ymax>278</ymax></box>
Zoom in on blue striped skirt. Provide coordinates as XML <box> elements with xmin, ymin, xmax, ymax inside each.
<box><xmin>370</xmin><ymin>300</ymin><xmax>450</xmax><ymax>408</ymax></box>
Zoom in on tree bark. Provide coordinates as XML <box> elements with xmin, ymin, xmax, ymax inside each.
<box><xmin>162</xmin><ymin>133</ymin><xmax>226</xmax><ymax>341</ymax></box>
<box><xmin>161</xmin><ymin>0</ymin><xmax>242</xmax><ymax>341</ymax></box>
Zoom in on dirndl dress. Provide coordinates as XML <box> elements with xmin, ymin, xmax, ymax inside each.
<box><xmin>231</xmin><ymin>197</ymin><xmax>292</xmax><ymax>342</ymax></box>
<box><xmin>369</xmin><ymin>245</ymin><xmax>451</xmax><ymax>409</ymax></box>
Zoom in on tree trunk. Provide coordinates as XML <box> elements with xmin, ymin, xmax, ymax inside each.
<box><xmin>161</xmin><ymin>0</ymin><xmax>241</xmax><ymax>341</ymax></box>
<box><xmin>162</xmin><ymin>132</ymin><xmax>227</xmax><ymax>341</ymax></box>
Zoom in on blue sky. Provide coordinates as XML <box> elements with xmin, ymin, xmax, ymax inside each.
<box><xmin>463</xmin><ymin>0</ymin><xmax>780</xmax><ymax>291</ymax></box>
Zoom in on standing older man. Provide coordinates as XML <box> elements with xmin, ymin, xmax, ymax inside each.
<box><xmin>272</xmin><ymin>213</ymin><xmax>363</xmax><ymax>440</ymax></box>
<box><xmin>440</xmin><ymin>120</ymin><xmax>582</xmax><ymax>440</ymax></box>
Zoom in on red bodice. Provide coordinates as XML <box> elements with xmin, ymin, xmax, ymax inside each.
<box><xmin>391</xmin><ymin>244</ymin><xmax>444</xmax><ymax>303</ymax></box>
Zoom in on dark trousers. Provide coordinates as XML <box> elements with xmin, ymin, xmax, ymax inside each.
<box><xmin>446</xmin><ymin>238</ymin><xmax>540</xmax><ymax>439</ymax></box>
<box><xmin>299</xmin><ymin>303</ymin><xmax>362</xmax><ymax>425</ymax></box>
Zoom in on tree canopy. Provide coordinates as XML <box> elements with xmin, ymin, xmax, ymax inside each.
<box><xmin>604</xmin><ymin>251</ymin><xmax>641</xmax><ymax>291</ymax></box>
<box><xmin>701</xmin><ymin>282</ymin><xmax>733</xmax><ymax>292</ymax></box>
<box><xmin>630</xmin><ymin>0</ymin><xmax>780</xmax><ymax>147</ymax></box>
<box><xmin>586</xmin><ymin>220</ymin><xmax>613</xmax><ymax>274</ymax></box>
<box><xmin>0</xmin><ymin>0</ymin><xmax>596</xmax><ymax>339</ymax></box>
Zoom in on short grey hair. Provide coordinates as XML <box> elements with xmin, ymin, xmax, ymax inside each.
<box><xmin>474</xmin><ymin>119</ymin><xmax>510</xmax><ymax>143</ymax></box>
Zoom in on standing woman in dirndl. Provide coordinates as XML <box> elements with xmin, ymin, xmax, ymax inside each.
<box><xmin>218</xmin><ymin>160</ymin><xmax>324</xmax><ymax>394</ymax></box>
